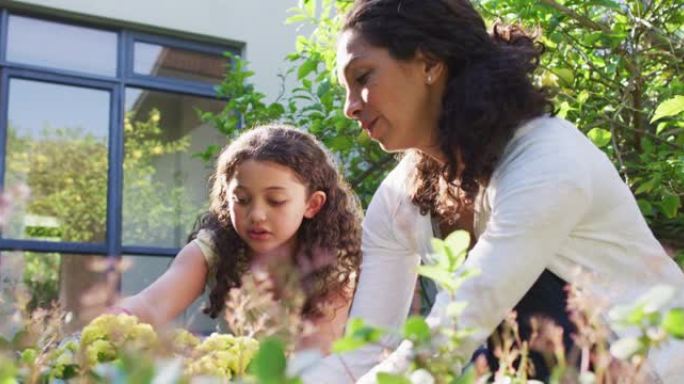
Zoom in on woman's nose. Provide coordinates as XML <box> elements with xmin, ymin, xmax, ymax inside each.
<box><xmin>344</xmin><ymin>91</ymin><xmax>362</xmax><ymax>120</ymax></box>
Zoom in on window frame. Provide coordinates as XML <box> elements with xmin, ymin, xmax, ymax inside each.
<box><xmin>0</xmin><ymin>7</ymin><xmax>239</xmax><ymax>258</ymax></box>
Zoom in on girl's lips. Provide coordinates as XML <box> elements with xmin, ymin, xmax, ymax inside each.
<box><xmin>247</xmin><ymin>229</ymin><xmax>271</xmax><ymax>241</ymax></box>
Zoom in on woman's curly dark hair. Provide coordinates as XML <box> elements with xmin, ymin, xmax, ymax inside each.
<box><xmin>191</xmin><ymin>124</ymin><xmax>363</xmax><ymax>319</ymax></box>
<box><xmin>344</xmin><ymin>0</ymin><xmax>553</xmax><ymax>222</ymax></box>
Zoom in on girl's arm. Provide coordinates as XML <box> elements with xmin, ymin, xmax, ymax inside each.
<box><xmin>113</xmin><ymin>241</ymin><xmax>209</xmax><ymax>327</ymax></box>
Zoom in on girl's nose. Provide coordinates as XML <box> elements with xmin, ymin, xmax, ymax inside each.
<box><xmin>249</xmin><ymin>206</ymin><xmax>266</xmax><ymax>223</ymax></box>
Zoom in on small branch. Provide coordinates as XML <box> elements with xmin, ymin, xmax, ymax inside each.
<box><xmin>350</xmin><ymin>155</ymin><xmax>395</xmax><ymax>188</ymax></box>
<box><xmin>609</xmin><ymin>123</ymin><xmax>629</xmax><ymax>182</ymax></box>
<box><xmin>539</xmin><ymin>0</ymin><xmax>611</xmax><ymax>34</ymax></box>
<box><xmin>608</xmin><ymin>115</ymin><xmax>682</xmax><ymax>150</ymax></box>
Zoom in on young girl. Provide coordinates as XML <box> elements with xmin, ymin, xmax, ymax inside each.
<box><xmin>111</xmin><ymin>124</ymin><xmax>363</xmax><ymax>353</ymax></box>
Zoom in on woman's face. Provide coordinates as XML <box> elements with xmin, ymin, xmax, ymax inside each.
<box><xmin>337</xmin><ymin>29</ymin><xmax>444</xmax><ymax>154</ymax></box>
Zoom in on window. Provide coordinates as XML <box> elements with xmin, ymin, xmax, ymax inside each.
<box><xmin>0</xmin><ymin>9</ymin><xmax>237</xmax><ymax>331</ymax></box>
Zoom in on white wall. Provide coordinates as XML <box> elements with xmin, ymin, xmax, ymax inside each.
<box><xmin>8</xmin><ymin>0</ymin><xmax>303</xmax><ymax>102</ymax></box>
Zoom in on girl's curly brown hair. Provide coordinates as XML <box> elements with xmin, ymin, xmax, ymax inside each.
<box><xmin>344</xmin><ymin>0</ymin><xmax>553</xmax><ymax>222</ymax></box>
<box><xmin>190</xmin><ymin>124</ymin><xmax>362</xmax><ymax>320</ymax></box>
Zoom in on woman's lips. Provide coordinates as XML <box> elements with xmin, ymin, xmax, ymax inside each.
<box><xmin>361</xmin><ymin>118</ymin><xmax>379</xmax><ymax>139</ymax></box>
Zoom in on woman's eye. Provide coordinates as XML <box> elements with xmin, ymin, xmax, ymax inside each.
<box><xmin>356</xmin><ymin>71</ymin><xmax>370</xmax><ymax>85</ymax></box>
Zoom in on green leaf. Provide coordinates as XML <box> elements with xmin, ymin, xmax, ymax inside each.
<box><xmin>590</xmin><ymin>0</ymin><xmax>623</xmax><ymax>11</ymax></box>
<box><xmin>587</xmin><ymin>128</ymin><xmax>612</xmax><ymax>148</ymax></box>
<box><xmin>554</xmin><ymin>67</ymin><xmax>574</xmax><ymax>87</ymax></box>
<box><xmin>636</xmin><ymin>199</ymin><xmax>653</xmax><ymax>215</ymax></box>
<box><xmin>250</xmin><ymin>338</ymin><xmax>287</xmax><ymax>383</ymax></box>
<box><xmin>332</xmin><ymin>337</ymin><xmax>369</xmax><ymax>353</ymax></box>
<box><xmin>286</xmin><ymin>12</ymin><xmax>309</xmax><ymax>25</ymax></box>
<box><xmin>660</xmin><ymin>193</ymin><xmax>681</xmax><ymax>219</ymax></box>
<box><xmin>663</xmin><ymin>308</ymin><xmax>684</xmax><ymax>339</ymax></box>
<box><xmin>297</xmin><ymin>58</ymin><xmax>318</xmax><ymax>80</ymax></box>
<box><xmin>557</xmin><ymin>101</ymin><xmax>572</xmax><ymax>119</ymax></box>
<box><xmin>634</xmin><ymin>176</ymin><xmax>659</xmax><ymax>195</ymax></box>
<box><xmin>20</xmin><ymin>348</ymin><xmax>37</xmax><ymax>365</ymax></box>
<box><xmin>376</xmin><ymin>372</ymin><xmax>412</xmax><ymax>384</ymax></box>
<box><xmin>334</xmin><ymin>318</ymin><xmax>384</xmax><ymax>353</ymax></box>
<box><xmin>443</xmin><ymin>230</ymin><xmax>470</xmax><ymax>262</ymax></box>
<box><xmin>417</xmin><ymin>265</ymin><xmax>458</xmax><ymax>291</ymax></box>
<box><xmin>651</xmin><ymin>95</ymin><xmax>684</xmax><ymax>123</ymax></box>
<box><xmin>452</xmin><ymin>365</ymin><xmax>477</xmax><ymax>384</ymax></box>
<box><xmin>329</xmin><ymin>134</ymin><xmax>353</xmax><ymax>151</ymax></box>
<box><xmin>344</xmin><ymin>317</ymin><xmax>365</xmax><ymax>336</ymax></box>
<box><xmin>403</xmin><ymin>316</ymin><xmax>431</xmax><ymax>343</ymax></box>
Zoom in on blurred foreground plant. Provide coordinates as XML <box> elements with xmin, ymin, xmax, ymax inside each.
<box><xmin>332</xmin><ymin>230</ymin><xmax>684</xmax><ymax>384</ymax></box>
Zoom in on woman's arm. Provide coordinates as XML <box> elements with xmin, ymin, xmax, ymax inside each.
<box><xmin>357</xmin><ymin>124</ymin><xmax>593</xmax><ymax>382</ymax></box>
<box><xmin>113</xmin><ymin>241</ymin><xmax>209</xmax><ymax>327</ymax></box>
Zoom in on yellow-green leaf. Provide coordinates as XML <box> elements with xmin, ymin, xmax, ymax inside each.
<box><xmin>651</xmin><ymin>95</ymin><xmax>684</xmax><ymax>123</ymax></box>
<box><xmin>587</xmin><ymin>128</ymin><xmax>612</xmax><ymax>147</ymax></box>
<box><xmin>663</xmin><ymin>308</ymin><xmax>684</xmax><ymax>339</ymax></box>
<box><xmin>555</xmin><ymin>68</ymin><xmax>574</xmax><ymax>87</ymax></box>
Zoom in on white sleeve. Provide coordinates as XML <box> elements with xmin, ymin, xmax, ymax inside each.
<box><xmin>300</xmin><ymin>172</ymin><xmax>421</xmax><ymax>383</ymax></box>
<box><xmin>358</xmin><ymin>143</ymin><xmax>592</xmax><ymax>382</ymax></box>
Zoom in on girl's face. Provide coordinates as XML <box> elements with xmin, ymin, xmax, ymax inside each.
<box><xmin>227</xmin><ymin>160</ymin><xmax>325</xmax><ymax>261</ymax></box>
<box><xmin>337</xmin><ymin>29</ymin><xmax>445</xmax><ymax>156</ymax></box>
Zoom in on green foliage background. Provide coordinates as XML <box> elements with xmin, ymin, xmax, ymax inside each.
<box><xmin>203</xmin><ymin>0</ymin><xmax>683</xmax><ymax>252</ymax></box>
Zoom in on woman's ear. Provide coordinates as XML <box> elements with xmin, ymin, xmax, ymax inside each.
<box><xmin>304</xmin><ymin>191</ymin><xmax>327</xmax><ymax>219</ymax></box>
<box><xmin>416</xmin><ymin>49</ymin><xmax>446</xmax><ymax>85</ymax></box>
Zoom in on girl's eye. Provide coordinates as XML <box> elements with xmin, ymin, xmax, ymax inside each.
<box><xmin>232</xmin><ymin>195</ymin><xmax>249</xmax><ymax>205</ymax></box>
<box><xmin>269</xmin><ymin>200</ymin><xmax>288</xmax><ymax>207</ymax></box>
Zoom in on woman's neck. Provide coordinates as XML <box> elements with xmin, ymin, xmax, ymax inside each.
<box><xmin>419</xmin><ymin>145</ymin><xmax>446</xmax><ymax>164</ymax></box>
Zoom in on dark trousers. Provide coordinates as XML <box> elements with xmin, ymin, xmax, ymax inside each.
<box><xmin>472</xmin><ymin>270</ymin><xmax>575</xmax><ymax>380</ymax></box>
<box><xmin>418</xmin><ymin>269</ymin><xmax>575</xmax><ymax>381</ymax></box>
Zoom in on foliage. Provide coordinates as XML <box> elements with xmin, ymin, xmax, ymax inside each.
<box><xmin>475</xmin><ymin>0</ymin><xmax>684</xmax><ymax>247</ymax></box>
<box><xmin>333</xmin><ymin>231</ymin><xmax>684</xmax><ymax>383</ymax></box>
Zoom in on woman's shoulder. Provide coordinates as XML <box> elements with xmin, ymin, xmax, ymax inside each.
<box><xmin>495</xmin><ymin>116</ymin><xmax>598</xmax><ymax>178</ymax></box>
<box><xmin>486</xmin><ymin>116</ymin><xmax>599</xmax><ymax>201</ymax></box>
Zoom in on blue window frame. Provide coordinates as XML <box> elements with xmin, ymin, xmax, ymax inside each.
<box><xmin>0</xmin><ymin>7</ymin><xmax>239</xmax><ymax>259</ymax></box>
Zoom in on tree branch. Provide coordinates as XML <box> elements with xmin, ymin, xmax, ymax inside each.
<box><xmin>350</xmin><ymin>155</ymin><xmax>395</xmax><ymax>188</ymax></box>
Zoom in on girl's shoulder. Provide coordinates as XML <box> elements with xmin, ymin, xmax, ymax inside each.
<box><xmin>193</xmin><ymin>229</ymin><xmax>218</xmax><ymax>272</ymax></box>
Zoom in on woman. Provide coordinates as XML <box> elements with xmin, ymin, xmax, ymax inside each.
<box><xmin>301</xmin><ymin>0</ymin><xmax>684</xmax><ymax>382</ymax></box>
